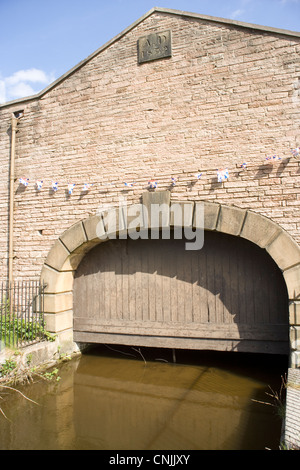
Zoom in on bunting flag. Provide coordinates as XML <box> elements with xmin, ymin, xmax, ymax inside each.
<box><xmin>217</xmin><ymin>168</ymin><xmax>229</xmax><ymax>183</ymax></box>
<box><xmin>19</xmin><ymin>177</ymin><xmax>29</xmax><ymax>186</ymax></box>
<box><xmin>291</xmin><ymin>147</ymin><xmax>300</xmax><ymax>158</ymax></box>
<box><xmin>82</xmin><ymin>183</ymin><xmax>93</xmax><ymax>192</ymax></box>
<box><xmin>171</xmin><ymin>177</ymin><xmax>177</xmax><ymax>186</ymax></box>
<box><xmin>265</xmin><ymin>155</ymin><xmax>281</xmax><ymax>163</ymax></box>
<box><xmin>195</xmin><ymin>172</ymin><xmax>202</xmax><ymax>180</ymax></box>
<box><xmin>240</xmin><ymin>163</ymin><xmax>247</xmax><ymax>169</ymax></box>
<box><xmin>36</xmin><ymin>180</ymin><xmax>43</xmax><ymax>191</ymax></box>
<box><xmin>68</xmin><ymin>183</ymin><xmax>75</xmax><ymax>195</ymax></box>
<box><xmin>148</xmin><ymin>180</ymin><xmax>158</xmax><ymax>189</ymax></box>
<box><xmin>124</xmin><ymin>182</ymin><xmax>135</xmax><ymax>188</ymax></box>
<box><xmin>51</xmin><ymin>181</ymin><xmax>58</xmax><ymax>192</ymax></box>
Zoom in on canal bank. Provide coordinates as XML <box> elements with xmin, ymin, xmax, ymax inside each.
<box><xmin>284</xmin><ymin>368</ymin><xmax>300</xmax><ymax>449</ymax></box>
<box><xmin>0</xmin><ymin>342</ymin><xmax>297</xmax><ymax>450</ymax></box>
<box><xmin>0</xmin><ymin>338</ymin><xmax>81</xmax><ymax>385</ymax></box>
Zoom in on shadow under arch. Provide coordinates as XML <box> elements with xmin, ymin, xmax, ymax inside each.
<box><xmin>40</xmin><ymin>197</ymin><xmax>300</xmax><ymax>367</ymax></box>
<box><xmin>72</xmin><ymin>231</ymin><xmax>289</xmax><ymax>355</ymax></box>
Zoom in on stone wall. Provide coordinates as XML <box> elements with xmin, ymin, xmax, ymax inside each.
<box><xmin>0</xmin><ymin>8</ymin><xmax>299</xmax><ymax>282</ymax></box>
<box><xmin>284</xmin><ymin>368</ymin><xmax>300</xmax><ymax>448</ymax></box>
<box><xmin>1</xmin><ymin>7</ymin><xmax>299</xmax><ymax>445</ymax></box>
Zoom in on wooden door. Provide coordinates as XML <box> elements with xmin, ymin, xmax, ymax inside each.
<box><xmin>73</xmin><ymin>231</ymin><xmax>289</xmax><ymax>354</ymax></box>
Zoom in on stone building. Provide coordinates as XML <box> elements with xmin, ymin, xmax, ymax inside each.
<box><xmin>0</xmin><ymin>8</ymin><xmax>300</xmax><ymax>372</ymax></box>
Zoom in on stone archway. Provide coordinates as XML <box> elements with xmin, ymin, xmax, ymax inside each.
<box><xmin>40</xmin><ymin>194</ymin><xmax>300</xmax><ymax>367</ymax></box>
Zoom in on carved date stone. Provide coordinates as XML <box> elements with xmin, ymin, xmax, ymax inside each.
<box><xmin>138</xmin><ymin>30</ymin><xmax>172</xmax><ymax>64</ymax></box>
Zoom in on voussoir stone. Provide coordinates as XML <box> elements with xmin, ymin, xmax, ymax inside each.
<box><xmin>216</xmin><ymin>205</ymin><xmax>246</xmax><ymax>236</ymax></box>
<box><xmin>266</xmin><ymin>231</ymin><xmax>300</xmax><ymax>271</ymax></box>
<box><xmin>240</xmin><ymin>210</ymin><xmax>281</xmax><ymax>248</ymax></box>
<box><xmin>59</xmin><ymin>221</ymin><xmax>87</xmax><ymax>253</ymax></box>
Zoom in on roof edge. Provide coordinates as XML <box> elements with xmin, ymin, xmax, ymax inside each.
<box><xmin>1</xmin><ymin>6</ymin><xmax>299</xmax><ymax>110</ymax></box>
<box><xmin>0</xmin><ymin>7</ymin><xmax>156</xmax><ymax>110</ymax></box>
<box><xmin>156</xmin><ymin>7</ymin><xmax>300</xmax><ymax>38</ymax></box>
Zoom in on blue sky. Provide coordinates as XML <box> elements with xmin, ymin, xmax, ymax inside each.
<box><xmin>0</xmin><ymin>0</ymin><xmax>299</xmax><ymax>103</ymax></box>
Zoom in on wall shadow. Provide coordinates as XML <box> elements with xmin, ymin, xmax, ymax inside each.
<box><xmin>73</xmin><ymin>230</ymin><xmax>289</xmax><ymax>355</ymax></box>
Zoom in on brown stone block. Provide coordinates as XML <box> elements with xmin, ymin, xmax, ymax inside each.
<box><xmin>266</xmin><ymin>231</ymin><xmax>300</xmax><ymax>271</ymax></box>
<box><xmin>59</xmin><ymin>221</ymin><xmax>87</xmax><ymax>253</ymax></box>
<box><xmin>240</xmin><ymin>210</ymin><xmax>281</xmax><ymax>248</ymax></box>
<box><xmin>289</xmin><ymin>302</ymin><xmax>300</xmax><ymax>326</ymax></box>
<box><xmin>216</xmin><ymin>205</ymin><xmax>246</xmax><ymax>236</ymax></box>
<box><xmin>170</xmin><ymin>201</ymin><xmax>194</xmax><ymax>227</ymax></box>
<box><xmin>44</xmin><ymin>239</ymin><xmax>70</xmax><ymax>271</ymax></box>
<box><xmin>83</xmin><ymin>214</ymin><xmax>107</xmax><ymax>242</ymax></box>
<box><xmin>44</xmin><ymin>292</ymin><xmax>73</xmax><ymax>314</ymax></box>
<box><xmin>284</xmin><ymin>264</ymin><xmax>300</xmax><ymax>300</ymax></box>
<box><xmin>41</xmin><ymin>265</ymin><xmax>74</xmax><ymax>294</ymax></box>
<box><xmin>193</xmin><ymin>201</ymin><xmax>220</xmax><ymax>231</ymax></box>
<box><xmin>44</xmin><ymin>310</ymin><xmax>73</xmax><ymax>333</ymax></box>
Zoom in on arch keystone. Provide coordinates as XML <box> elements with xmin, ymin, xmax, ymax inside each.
<box><xmin>142</xmin><ymin>191</ymin><xmax>170</xmax><ymax>228</ymax></box>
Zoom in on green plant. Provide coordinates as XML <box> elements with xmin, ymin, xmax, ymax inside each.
<box><xmin>43</xmin><ymin>368</ymin><xmax>60</xmax><ymax>382</ymax></box>
<box><xmin>0</xmin><ymin>359</ymin><xmax>17</xmax><ymax>378</ymax></box>
<box><xmin>1</xmin><ymin>313</ymin><xmax>56</xmax><ymax>347</ymax></box>
<box><xmin>26</xmin><ymin>354</ymin><xmax>32</xmax><ymax>366</ymax></box>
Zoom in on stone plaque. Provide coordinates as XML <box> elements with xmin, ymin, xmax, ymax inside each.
<box><xmin>138</xmin><ymin>30</ymin><xmax>172</xmax><ymax>64</ymax></box>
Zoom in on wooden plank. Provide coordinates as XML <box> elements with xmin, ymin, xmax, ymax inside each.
<box><xmin>191</xmin><ymin>246</ymin><xmax>200</xmax><ymax>323</ymax></box>
<box><xmin>73</xmin><ymin>318</ymin><xmax>289</xmax><ymax>341</ymax></box>
<box><xmin>155</xmin><ymin>240</ymin><xmax>163</xmax><ymax>323</ymax></box>
<box><xmin>73</xmin><ymin>331</ymin><xmax>290</xmax><ymax>355</ymax></box>
<box><xmin>134</xmin><ymin>239</ymin><xmax>142</xmax><ymax>322</ymax></box>
<box><xmin>170</xmin><ymin>240</ymin><xmax>178</xmax><ymax>323</ymax></box>
<box><xmin>162</xmin><ymin>240</ymin><xmax>172</xmax><ymax>322</ymax></box>
<box><xmin>141</xmin><ymin>241</ymin><xmax>149</xmax><ymax>322</ymax></box>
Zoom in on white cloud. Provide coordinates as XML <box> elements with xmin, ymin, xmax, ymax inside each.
<box><xmin>0</xmin><ymin>68</ymin><xmax>55</xmax><ymax>104</ymax></box>
<box><xmin>5</xmin><ymin>68</ymin><xmax>53</xmax><ymax>86</ymax></box>
<box><xmin>230</xmin><ymin>9</ymin><xmax>244</xmax><ymax>19</ymax></box>
<box><xmin>9</xmin><ymin>82</ymin><xmax>37</xmax><ymax>99</ymax></box>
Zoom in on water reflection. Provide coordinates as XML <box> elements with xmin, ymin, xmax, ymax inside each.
<box><xmin>0</xmin><ymin>346</ymin><xmax>287</xmax><ymax>450</ymax></box>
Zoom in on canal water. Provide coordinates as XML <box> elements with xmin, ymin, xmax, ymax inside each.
<box><xmin>0</xmin><ymin>346</ymin><xmax>288</xmax><ymax>450</ymax></box>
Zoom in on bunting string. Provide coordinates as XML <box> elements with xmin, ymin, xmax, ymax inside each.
<box><xmin>15</xmin><ymin>147</ymin><xmax>300</xmax><ymax>195</ymax></box>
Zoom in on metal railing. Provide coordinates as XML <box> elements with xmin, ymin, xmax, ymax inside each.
<box><xmin>0</xmin><ymin>280</ymin><xmax>46</xmax><ymax>350</ymax></box>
